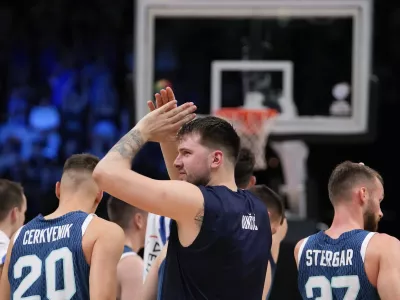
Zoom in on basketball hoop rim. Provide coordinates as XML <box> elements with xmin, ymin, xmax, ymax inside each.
<box><xmin>214</xmin><ymin>107</ymin><xmax>278</xmax><ymax>135</ymax></box>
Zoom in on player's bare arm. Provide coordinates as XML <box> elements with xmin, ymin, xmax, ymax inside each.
<box><xmin>89</xmin><ymin>221</ymin><xmax>125</xmax><ymax>300</ymax></box>
<box><xmin>118</xmin><ymin>255</ymin><xmax>144</xmax><ymax>300</ymax></box>
<box><xmin>371</xmin><ymin>234</ymin><xmax>400</xmax><ymax>299</ymax></box>
<box><xmin>93</xmin><ymin>101</ymin><xmax>206</xmax><ymax>242</ymax></box>
<box><xmin>147</xmin><ymin>87</ymin><xmax>181</xmax><ymax>180</ymax></box>
<box><xmin>263</xmin><ymin>219</ymin><xmax>288</xmax><ymax>299</ymax></box>
<box><xmin>272</xmin><ymin>218</ymin><xmax>288</xmax><ymax>261</ymax></box>
<box><xmin>0</xmin><ymin>234</ymin><xmax>14</xmax><ymax>300</ymax></box>
<box><xmin>294</xmin><ymin>238</ymin><xmax>306</xmax><ymax>269</ymax></box>
<box><xmin>143</xmin><ymin>243</ymin><xmax>169</xmax><ymax>300</ymax></box>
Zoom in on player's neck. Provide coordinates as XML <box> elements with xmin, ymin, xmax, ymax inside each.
<box><xmin>0</xmin><ymin>222</ymin><xmax>13</xmax><ymax>239</ymax></box>
<box><xmin>50</xmin><ymin>196</ymin><xmax>95</xmax><ymax>218</ymax></box>
<box><xmin>327</xmin><ymin>205</ymin><xmax>364</xmax><ymax>237</ymax></box>
<box><xmin>124</xmin><ymin>230</ymin><xmax>143</xmax><ymax>253</ymax></box>
<box><xmin>209</xmin><ymin>169</ymin><xmax>237</xmax><ymax>191</ymax></box>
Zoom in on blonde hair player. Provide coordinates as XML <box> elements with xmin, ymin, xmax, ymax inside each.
<box><xmin>0</xmin><ymin>154</ymin><xmax>124</xmax><ymax>300</ymax></box>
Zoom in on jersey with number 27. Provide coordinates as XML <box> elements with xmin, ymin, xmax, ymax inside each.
<box><xmin>8</xmin><ymin>211</ymin><xmax>94</xmax><ymax>299</ymax></box>
<box><xmin>297</xmin><ymin>229</ymin><xmax>379</xmax><ymax>300</ymax></box>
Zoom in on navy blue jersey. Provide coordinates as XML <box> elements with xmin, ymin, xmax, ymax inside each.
<box><xmin>8</xmin><ymin>211</ymin><xmax>94</xmax><ymax>299</ymax></box>
<box><xmin>298</xmin><ymin>230</ymin><xmax>379</xmax><ymax>300</ymax></box>
<box><xmin>159</xmin><ymin>186</ymin><xmax>272</xmax><ymax>300</ymax></box>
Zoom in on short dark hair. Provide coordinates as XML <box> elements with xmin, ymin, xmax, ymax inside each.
<box><xmin>177</xmin><ymin>116</ymin><xmax>241</xmax><ymax>164</ymax></box>
<box><xmin>250</xmin><ymin>185</ymin><xmax>285</xmax><ymax>224</ymax></box>
<box><xmin>235</xmin><ymin>148</ymin><xmax>255</xmax><ymax>188</ymax></box>
<box><xmin>328</xmin><ymin>161</ymin><xmax>383</xmax><ymax>203</ymax></box>
<box><xmin>63</xmin><ymin>153</ymin><xmax>100</xmax><ymax>174</ymax></box>
<box><xmin>107</xmin><ymin>196</ymin><xmax>138</xmax><ymax>230</ymax></box>
<box><xmin>0</xmin><ymin>179</ymin><xmax>24</xmax><ymax>222</ymax></box>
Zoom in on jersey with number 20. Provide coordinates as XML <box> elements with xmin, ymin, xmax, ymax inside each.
<box><xmin>8</xmin><ymin>211</ymin><xmax>94</xmax><ymax>299</ymax></box>
<box><xmin>297</xmin><ymin>229</ymin><xmax>379</xmax><ymax>300</ymax></box>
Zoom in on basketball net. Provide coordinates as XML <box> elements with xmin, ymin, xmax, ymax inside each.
<box><xmin>215</xmin><ymin>107</ymin><xmax>278</xmax><ymax>170</ymax></box>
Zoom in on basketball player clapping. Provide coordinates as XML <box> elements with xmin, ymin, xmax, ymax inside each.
<box><xmin>93</xmin><ymin>88</ymin><xmax>273</xmax><ymax>299</ymax></box>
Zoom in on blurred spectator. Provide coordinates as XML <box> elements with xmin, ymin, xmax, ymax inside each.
<box><xmin>0</xmin><ymin>0</ymin><xmax>162</xmax><ymax>222</ymax></box>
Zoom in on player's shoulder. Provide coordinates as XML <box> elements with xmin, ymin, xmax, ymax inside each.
<box><xmin>294</xmin><ymin>234</ymin><xmax>315</xmax><ymax>266</ymax></box>
<box><xmin>368</xmin><ymin>233</ymin><xmax>400</xmax><ymax>254</ymax></box>
<box><xmin>87</xmin><ymin>217</ymin><xmax>125</xmax><ymax>242</ymax></box>
<box><xmin>118</xmin><ymin>252</ymin><xmax>143</xmax><ymax>270</ymax></box>
<box><xmin>94</xmin><ymin>217</ymin><xmax>124</xmax><ymax>234</ymax></box>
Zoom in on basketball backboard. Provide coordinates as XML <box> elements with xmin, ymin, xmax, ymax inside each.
<box><xmin>135</xmin><ymin>0</ymin><xmax>374</xmax><ymax>140</ymax></box>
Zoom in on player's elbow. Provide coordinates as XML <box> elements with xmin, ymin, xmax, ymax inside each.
<box><xmin>92</xmin><ymin>163</ymin><xmax>112</xmax><ymax>189</ymax></box>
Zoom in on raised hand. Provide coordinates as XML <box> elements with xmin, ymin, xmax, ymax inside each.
<box><xmin>147</xmin><ymin>87</ymin><xmax>177</xmax><ymax>112</ymax></box>
<box><xmin>137</xmin><ymin>100</ymin><xmax>197</xmax><ymax>143</ymax></box>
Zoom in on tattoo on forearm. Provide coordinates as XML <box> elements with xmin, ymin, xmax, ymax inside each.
<box><xmin>109</xmin><ymin>129</ymin><xmax>144</xmax><ymax>161</ymax></box>
<box><xmin>194</xmin><ymin>203</ymin><xmax>204</xmax><ymax>228</ymax></box>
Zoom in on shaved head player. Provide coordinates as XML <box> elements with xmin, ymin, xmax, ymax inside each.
<box><xmin>0</xmin><ymin>154</ymin><xmax>124</xmax><ymax>300</ymax></box>
<box><xmin>295</xmin><ymin>161</ymin><xmax>400</xmax><ymax>300</ymax></box>
<box><xmin>93</xmin><ymin>87</ymin><xmax>272</xmax><ymax>299</ymax></box>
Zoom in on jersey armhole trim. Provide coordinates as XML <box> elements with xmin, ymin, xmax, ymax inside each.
<box><xmin>81</xmin><ymin>214</ymin><xmax>96</xmax><ymax>236</ymax></box>
<box><xmin>297</xmin><ymin>236</ymin><xmax>309</xmax><ymax>264</ymax></box>
<box><xmin>360</xmin><ymin>232</ymin><xmax>376</xmax><ymax>262</ymax></box>
<box><xmin>13</xmin><ymin>226</ymin><xmax>24</xmax><ymax>243</ymax></box>
<box><xmin>120</xmin><ymin>252</ymin><xmax>138</xmax><ymax>261</ymax></box>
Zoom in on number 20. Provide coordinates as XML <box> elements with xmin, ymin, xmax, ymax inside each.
<box><xmin>305</xmin><ymin>275</ymin><xmax>360</xmax><ymax>300</ymax></box>
<box><xmin>13</xmin><ymin>247</ymin><xmax>76</xmax><ymax>299</ymax></box>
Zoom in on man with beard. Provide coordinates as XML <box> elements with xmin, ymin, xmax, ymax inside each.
<box><xmin>143</xmin><ymin>147</ymin><xmax>257</xmax><ymax>280</ymax></box>
<box><xmin>295</xmin><ymin>161</ymin><xmax>400</xmax><ymax>300</ymax></box>
<box><xmin>93</xmin><ymin>87</ymin><xmax>272</xmax><ymax>300</ymax></box>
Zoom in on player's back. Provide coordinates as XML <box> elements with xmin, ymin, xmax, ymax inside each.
<box><xmin>160</xmin><ymin>186</ymin><xmax>272</xmax><ymax>300</ymax></box>
<box><xmin>8</xmin><ymin>211</ymin><xmax>94</xmax><ymax>299</ymax></box>
<box><xmin>297</xmin><ymin>229</ymin><xmax>379</xmax><ymax>300</ymax></box>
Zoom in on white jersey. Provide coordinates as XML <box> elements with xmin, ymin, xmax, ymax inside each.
<box><xmin>0</xmin><ymin>230</ymin><xmax>10</xmax><ymax>265</ymax></box>
<box><xmin>143</xmin><ymin>213</ymin><xmax>171</xmax><ymax>280</ymax></box>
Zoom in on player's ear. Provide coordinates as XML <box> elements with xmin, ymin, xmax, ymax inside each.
<box><xmin>95</xmin><ymin>190</ymin><xmax>103</xmax><ymax>204</ymax></box>
<box><xmin>210</xmin><ymin>150</ymin><xmax>223</xmax><ymax>169</ymax></box>
<box><xmin>134</xmin><ymin>212</ymin><xmax>145</xmax><ymax>229</ymax></box>
<box><xmin>271</xmin><ymin>226</ymin><xmax>277</xmax><ymax>235</ymax></box>
<box><xmin>10</xmin><ymin>206</ymin><xmax>18</xmax><ymax>223</ymax></box>
<box><xmin>55</xmin><ymin>182</ymin><xmax>61</xmax><ymax>199</ymax></box>
<box><xmin>247</xmin><ymin>176</ymin><xmax>256</xmax><ymax>189</ymax></box>
<box><xmin>358</xmin><ymin>187</ymin><xmax>368</xmax><ymax>206</ymax></box>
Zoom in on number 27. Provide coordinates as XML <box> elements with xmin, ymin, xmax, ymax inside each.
<box><xmin>305</xmin><ymin>275</ymin><xmax>360</xmax><ymax>300</ymax></box>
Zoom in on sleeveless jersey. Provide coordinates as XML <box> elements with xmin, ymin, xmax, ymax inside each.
<box><xmin>121</xmin><ymin>245</ymin><xmax>137</xmax><ymax>260</ymax></box>
<box><xmin>143</xmin><ymin>213</ymin><xmax>171</xmax><ymax>280</ymax></box>
<box><xmin>159</xmin><ymin>186</ymin><xmax>272</xmax><ymax>300</ymax></box>
<box><xmin>157</xmin><ymin>259</ymin><xmax>166</xmax><ymax>300</ymax></box>
<box><xmin>297</xmin><ymin>229</ymin><xmax>379</xmax><ymax>300</ymax></box>
<box><xmin>8</xmin><ymin>211</ymin><xmax>94</xmax><ymax>299</ymax></box>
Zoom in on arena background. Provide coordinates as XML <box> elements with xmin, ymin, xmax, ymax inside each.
<box><xmin>0</xmin><ymin>0</ymin><xmax>398</xmax><ymax>298</ymax></box>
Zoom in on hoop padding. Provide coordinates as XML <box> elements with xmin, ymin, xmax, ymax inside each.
<box><xmin>215</xmin><ymin>108</ymin><xmax>278</xmax><ymax>170</ymax></box>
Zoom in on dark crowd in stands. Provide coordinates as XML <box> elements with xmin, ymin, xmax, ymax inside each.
<box><xmin>0</xmin><ymin>1</ymin><xmax>173</xmax><ymax>220</ymax></box>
